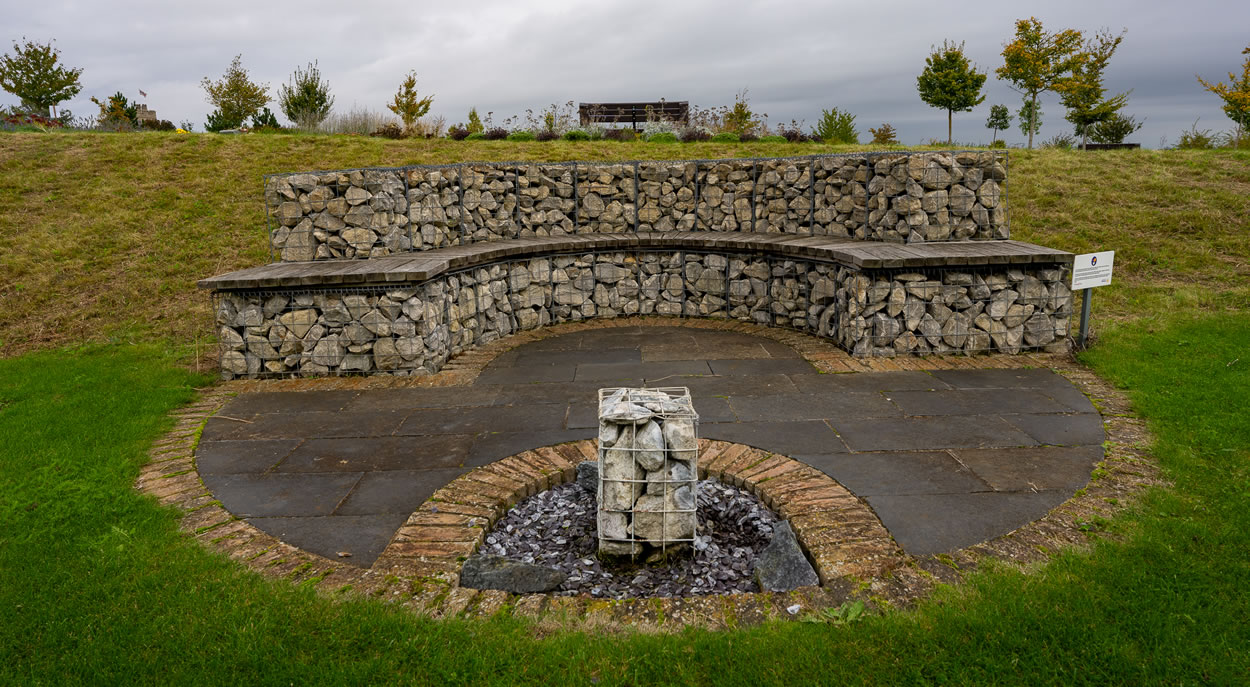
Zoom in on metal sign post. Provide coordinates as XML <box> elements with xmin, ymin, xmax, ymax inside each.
<box><xmin>1071</xmin><ymin>251</ymin><xmax>1115</xmax><ymax>349</ymax></box>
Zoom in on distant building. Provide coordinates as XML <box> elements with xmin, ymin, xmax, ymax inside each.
<box><xmin>135</xmin><ymin>104</ymin><xmax>157</xmax><ymax>123</ymax></box>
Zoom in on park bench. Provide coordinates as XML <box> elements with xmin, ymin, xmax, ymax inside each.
<box><xmin>199</xmin><ymin>151</ymin><xmax>1075</xmax><ymax>379</ymax></box>
<box><xmin>579</xmin><ymin>101</ymin><xmax>689</xmax><ymax>130</ymax></box>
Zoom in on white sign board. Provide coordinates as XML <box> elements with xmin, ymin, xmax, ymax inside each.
<box><xmin>1072</xmin><ymin>251</ymin><xmax>1115</xmax><ymax>290</ymax></box>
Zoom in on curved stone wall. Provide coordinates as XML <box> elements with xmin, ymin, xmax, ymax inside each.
<box><xmin>265</xmin><ymin>152</ymin><xmax>1009</xmax><ymax>262</ymax></box>
<box><xmin>213</xmin><ymin>247</ymin><xmax>1068</xmax><ymax>379</ymax></box>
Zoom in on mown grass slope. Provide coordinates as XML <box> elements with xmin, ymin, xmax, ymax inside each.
<box><xmin>1</xmin><ymin>133</ymin><xmax>1246</xmax><ymax>357</ymax></box>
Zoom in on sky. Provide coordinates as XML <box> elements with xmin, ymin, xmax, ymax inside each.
<box><xmin>3</xmin><ymin>0</ymin><xmax>1248</xmax><ymax>148</ymax></box>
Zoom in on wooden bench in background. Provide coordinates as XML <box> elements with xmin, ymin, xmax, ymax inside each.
<box><xmin>579</xmin><ymin>101</ymin><xmax>689</xmax><ymax>131</ymax></box>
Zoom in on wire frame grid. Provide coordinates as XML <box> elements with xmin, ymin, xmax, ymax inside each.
<box><xmin>596</xmin><ymin>387</ymin><xmax>700</xmax><ymax>556</ymax></box>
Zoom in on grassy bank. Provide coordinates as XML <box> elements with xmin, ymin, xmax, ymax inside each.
<box><xmin>0</xmin><ymin>133</ymin><xmax>1247</xmax><ymax>357</ymax></box>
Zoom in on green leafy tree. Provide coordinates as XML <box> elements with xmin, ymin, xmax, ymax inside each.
<box><xmin>1056</xmin><ymin>29</ymin><xmax>1129</xmax><ymax>149</ymax></box>
<box><xmin>278</xmin><ymin>61</ymin><xmax>333</xmax><ymax>130</ymax></box>
<box><xmin>869</xmin><ymin>123</ymin><xmax>899</xmax><ymax>145</ymax></box>
<box><xmin>0</xmin><ymin>38</ymin><xmax>83</xmax><ymax>117</ymax></box>
<box><xmin>387</xmin><ymin>70</ymin><xmax>433</xmax><ymax>133</ymax></box>
<box><xmin>201</xmin><ymin>54</ymin><xmax>269</xmax><ymax>131</ymax></box>
<box><xmin>1018</xmin><ymin>99</ymin><xmax>1042</xmax><ymax>140</ymax></box>
<box><xmin>812</xmin><ymin>107</ymin><xmax>858</xmax><ymax>144</ymax></box>
<box><xmin>721</xmin><ymin>89</ymin><xmax>764</xmax><ymax>137</ymax></box>
<box><xmin>986</xmin><ymin>104</ymin><xmax>1012</xmax><ymax>144</ymax></box>
<box><xmin>1197</xmin><ymin>45</ymin><xmax>1250</xmax><ymax>148</ymax></box>
<box><xmin>89</xmin><ymin>91</ymin><xmax>138</xmax><ymax>129</ymax></box>
<box><xmin>467</xmin><ymin>107</ymin><xmax>483</xmax><ymax>134</ymax></box>
<box><xmin>916</xmin><ymin>40</ymin><xmax>987</xmax><ymax>144</ymax></box>
<box><xmin>996</xmin><ymin>17</ymin><xmax>1084</xmax><ymax>148</ymax></box>
<box><xmin>1090</xmin><ymin>113</ymin><xmax>1143</xmax><ymax>144</ymax></box>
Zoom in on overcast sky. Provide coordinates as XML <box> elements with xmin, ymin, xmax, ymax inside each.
<box><xmin>4</xmin><ymin>0</ymin><xmax>1248</xmax><ymax>147</ymax></box>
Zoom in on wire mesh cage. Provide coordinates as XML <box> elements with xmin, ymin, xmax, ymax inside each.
<box><xmin>597</xmin><ymin>387</ymin><xmax>700</xmax><ymax>557</ymax></box>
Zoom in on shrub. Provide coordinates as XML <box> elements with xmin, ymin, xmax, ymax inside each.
<box><xmin>466</xmin><ymin>107</ymin><xmax>483</xmax><ymax>134</ymax></box>
<box><xmin>563</xmin><ymin>129</ymin><xmax>591</xmax><ymax>141</ymax></box>
<box><xmin>318</xmin><ymin>105</ymin><xmax>397</xmax><ymax>135</ymax></box>
<box><xmin>447</xmin><ymin>125</ymin><xmax>470</xmax><ymax>141</ymax></box>
<box><xmin>776</xmin><ymin>121</ymin><xmax>810</xmax><ymax>143</ymax></box>
<box><xmin>721</xmin><ymin>88</ymin><xmax>765</xmax><ymax>137</ymax></box>
<box><xmin>710</xmin><ymin>132</ymin><xmax>740</xmax><ymax>143</ymax></box>
<box><xmin>484</xmin><ymin>127</ymin><xmax>509</xmax><ymax>140</ymax></box>
<box><xmin>535</xmin><ymin>129</ymin><xmax>558</xmax><ymax>142</ymax></box>
<box><xmin>204</xmin><ymin>108</ymin><xmax>241</xmax><ymax>133</ymax></box>
<box><xmin>91</xmin><ymin>91</ymin><xmax>139</xmax><ymax>130</ymax></box>
<box><xmin>251</xmin><ymin>107</ymin><xmax>280</xmax><ymax>130</ymax></box>
<box><xmin>989</xmin><ymin>139</ymin><xmax>1007</xmax><ymax>149</ymax></box>
<box><xmin>1090</xmin><ymin>113</ymin><xmax>1143</xmax><ymax>144</ymax></box>
<box><xmin>1176</xmin><ymin>120</ymin><xmax>1215</xmax><ymax>149</ymax></box>
<box><xmin>642</xmin><ymin>117</ymin><xmax>678</xmax><ymax>140</ymax></box>
<box><xmin>278</xmin><ymin>60</ymin><xmax>333</xmax><ymax>130</ymax></box>
<box><xmin>647</xmin><ymin>132</ymin><xmax>678</xmax><ymax>143</ymax></box>
<box><xmin>465</xmin><ymin>132</ymin><xmax>486</xmax><ymax>141</ymax></box>
<box><xmin>813</xmin><ymin>107</ymin><xmax>858</xmax><ymax>143</ymax></box>
<box><xmin>739</xmin><ymin>132</ymin><xmax>759</xmax><ymax>142</ymax></box>
<box><xmin>1042</xmin><ymin>132</ymin><xmax>1076</xmax><ymax>149</ymax></box>
<box><xmin>507</xmin><ymin>130</ymin><xmax>535</xmax><ymax>142</ymax></box>
<box><xmin>371</xmin><ymin>122</ymin><xmax>404</xmax><ymax>139</ymax></box>
<box><xmin>603</xmin><ymin>128</ymin><xmax>636</xmax><ymax>142</ymax></box>
<box><xmin>140</xmin><ymin>118</ymin><xmax>176</xmax><ymax>131</ymax></box>
<box><xmin>679</xmin><ymin>127</ymin><xmax>711</xmax><ymax>143</ymax></box>
<box><xmin>759</xmin><ymin>135</ymin><xmax>787</xmax><ymax>143</ymax></box>
<box><xmin>869</xmin><ymin>123</ymin><xmax>899</xmax><ymax>145</ymax></box>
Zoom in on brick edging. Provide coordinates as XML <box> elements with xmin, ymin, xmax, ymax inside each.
<box><xmin>137</xmin><ymin>319</ymin><xmax>1161</xmax><ymax>631</ymax></box>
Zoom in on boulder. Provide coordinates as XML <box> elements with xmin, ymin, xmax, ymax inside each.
<box><xmin>459</xmin><ymin>554</ymin><xmax>566</xmax><ymax>593</ymax></box>
<box><xmin>754</xmin><ymin>522</ymin><xmax>819</xmax><ymax>592</ymax></box>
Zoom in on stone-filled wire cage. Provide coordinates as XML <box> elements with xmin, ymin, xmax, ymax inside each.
<box><xmin>597</xmin><ymin>388</ymin><xmax>699</xmax><ymax>557</ymax></box>
<box><xmin>262</xmin><ymin>152</ymin><xmax>1010</xmax><ymax>262</ymax></box>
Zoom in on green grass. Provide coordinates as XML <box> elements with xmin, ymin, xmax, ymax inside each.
<box><xmin>2</xmin><ymin>317</ymin><xmax>1248</xmax><ymax>683</ymax></box>
<box><xmin>2</xmin><ymin>133</ymin><xmax>1248</xmax><ymax>683</ymax></box>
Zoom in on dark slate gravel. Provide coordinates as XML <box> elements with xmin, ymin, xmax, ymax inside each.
<box><xmin>480</xmin><ymin>479</ymin><xmax>779</xmax><ymax>599</ymax></box>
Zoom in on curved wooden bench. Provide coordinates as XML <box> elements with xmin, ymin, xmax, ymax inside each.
<box><xmin>202</xmin><ymin>232</ymin><xmax>1074</xmax><ymax>379</ymax></box>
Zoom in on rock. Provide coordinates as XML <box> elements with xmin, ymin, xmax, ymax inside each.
<box><xmin>221</xmin><ymin>350</ymin><xmax>248</xmax><ymax>375</ymax></box>
<box><xmin>459</xmin><ymin>554</ymin><xmax>566</xmax><ymax>593</ymax></box>
<box><xmin>631</xmin><ymin>488</ymin><xmax>696</xmax><ymax>544</ymax></box>
<box><xmin>941</xmin><ymin>311</ymin><xmax>970</xmax><ymax>348</ymax></box>
<box><xmin>632</xmin><ymin>419</ymin><xmax>666</xmax><ymax>471</ymax></box>
<box><xmin>601</xmin><ymin>446</ymin><xmax>644</xmax><ymax>511</ymax></box>
<box><xmin>1023</xmin><ymin>312</ymin><xmax>1056</xmax><ymax>346</ymax></box>
<box><xmin>309</xmin><ymin>335</ymin><xmax>343</xmax><ymax>367</ymax></box>
<box><xmin>662</xmin><ymin>418</ymin><xmax>697</xmax><ymax>463</ymax></box>
<box><xmin>887</xmin><ymin>282</ymin><xmax>906</xmax><ymax>317</ymax></box>
<box><xmin>576</xmin><ymin>460</ymin><xmax>599</xmax><ymax>493</ymax></box>
<box><xmin>753</xmin><ymin>522</ymin><xmax>819</xmax><ymax>592</ymax></box>
<box><xmin>646</xmin><ymin>461</ymin><xmax>695</xmax><ymax>495</ymax></box>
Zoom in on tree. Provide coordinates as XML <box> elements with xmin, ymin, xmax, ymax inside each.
<box><xmin>89</xmin><ymin>91</ymin><xmax>137</xmax><ymax>129</ymax></box>
<box><xmin>916</xmin><ymin>40</ymin><xmax>987</xmax><ymax>144</ymax></box>
<box><xmin>1090</xmin><ymin>113</ymin><xmax>1143</xmax><ymax>144</ymax></box>
<box><xmin>1018</xmin><ymin>99</ymin><xmax>1042</xmax><ymax>140</ymax></box>
<box><xmin>1197</xmin><ymin>45</ymin><xmax>1250</xmax><ymax>148</ymax></box>
<box><xmin>986</xmin><ymin>104</ymin><xmax>1012</xmax><ymax>144</ymax></box>
<box><xmin>1056</xmin><ymin>29</ymin><xmax>1129</xmax><ymax>149</ymax></box>
<box><xmin>467</xmin><ymin>107</ymin><xmax>483</xmax><ymax>134</ymax></box>
<box><xmin>868</xmin><ymin>123</ymin><xmax>899</xmax><ymax>145</ymax></box>
<box><xmin>0</xmin><ymin>38</ymin><xmax>83</xmax><ymax>117</ymax></box>
<box><xmin>996</xmin><ymin>17</ymin><xmax>1083</xmax><ymax>149</ymax></box>
<box><xmin>721</xmin><ymin>89</ymin><xmax>764</xmax><ymax>137</ymax></box>
<box><xmin>812</xmin><ymin>107</ymin><xmax>858</xmax><ymax>144</ymax></box>
<box><xmin>201</xmin><ymin>54</ymin><xmax>269</xmax><ymax>131</ymax></box>
<box><xmin>387</xmin><ymin>71</ymin><xmax>433</xmax><ymax>133</ymax></box>
<box><xmin>278</xmin><ymin>61</ymin><xmax>333</xmax><ymax>130</ymax></box>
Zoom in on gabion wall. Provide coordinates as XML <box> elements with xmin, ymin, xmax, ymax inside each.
<box><xmin>213</xmin><ymin>250</ymin><xmax>1068</xmax><ymax>379</ymax></box>
<box><xmin>264</xmin><ymin>152</ymin><xmax>1008</xmax><ymax>261</ymax></box>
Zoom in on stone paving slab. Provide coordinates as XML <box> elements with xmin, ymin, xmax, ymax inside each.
<box><xmin>192</xmin><ymin>324</ymin><xmax>1104</xmax><ymax>569</ymax></box>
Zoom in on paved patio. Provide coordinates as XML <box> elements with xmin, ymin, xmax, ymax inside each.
<box><xmin>197</xmin><ymin>326</ymin><xmax>1104</xmax><ymax>566</ymax></box>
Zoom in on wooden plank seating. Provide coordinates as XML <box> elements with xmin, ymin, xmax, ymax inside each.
<box><xmin>578</xmin><ymin>101</ymin><xmax>689</xmax><ymax>130</ymax></box>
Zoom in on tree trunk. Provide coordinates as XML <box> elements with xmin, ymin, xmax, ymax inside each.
<box><xmin>947</xmin><ymin>109</ymin><xmax>953</xmax><ymax>145</ymax></box>
<box><xmin>1027</xmin><ymin>94</ymin><xmax>1036</xmax><ymax>149</ymax></box>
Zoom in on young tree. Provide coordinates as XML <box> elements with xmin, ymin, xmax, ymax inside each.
<box><xmin>201</xmin><ymin>54</ymin><xmax>269</xmax><ymax>131</ymax></box>
<box><xmin>916</xmin><ymin>40</ymin><xmax>987</xmax><ymax>144</ymax></box>
<box><xmin>278</xmin><ymin>61</ymin><xmax>334</xmax><ymax>130</ymax></box>
<box><xmin>1197</xmin><ymin>45</ymin><xmax>1250</xmax><ymax>148</ymax></box>
<box><xmin>986</xmin><ymin>104</ymin><xmax>1012</xmax><ymax>144</ymax></box>
<box><xmin>721</xmin><ymin>89</ymin><xmax>765</xmax><ymax>137</ymax></box>
<box><xmin>812</xmin><ymin>107</ymin><xmax>858</xmax><ymax>144</ymax></box>
<box><xmin>1056</xmin><ymin>29</ymin><xmax>1129</xmax><ymax>149</ymax></box>
<box><xmin>1090</xmin><ymin>113</ymin><xmax>1143</xmax><ymax>144</ymax></box>
<box><xmin>89</xmin><ymin>91</ymin><xmax>137</xmax><ymax>129</ymax></box>
<box><xmin>996</xmin><ymin>17</ymin><xmax>1083</xmax><ymax>149</ymax></box>
<box><xmin>387</xmin><ymin>71</ymin><xmax>433</xmax><ymax>133</ymax></box>
<box><xmin>467</xmin><ymin>107</ymin><xmax>484</xmax><ymax>134</ymax></box>
<box><xmin>0</xmin><ymin>38</ymin><xmax>83</xmax><ymax>117</ymax></box>
<box><xmin>1018</xmin><ymin>99</ymin><xmax>1042</xmax><ymax>140</ymax></box>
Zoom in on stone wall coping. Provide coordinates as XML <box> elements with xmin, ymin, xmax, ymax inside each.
<box><xmin>200</xmin><ymin>233</ymin><xmax>1072</xmax><ymax>291</ymax></box>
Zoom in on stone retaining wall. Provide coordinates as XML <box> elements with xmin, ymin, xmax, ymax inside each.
<box><xmin>214</xmin><ymin>249</ymin><xmax>1067</xmax><ymax>379</ymax></box>
<box><xmin>265</xmin><ymin>152</ymin><xmax>1008</xmax><ymax>261</ymax></box>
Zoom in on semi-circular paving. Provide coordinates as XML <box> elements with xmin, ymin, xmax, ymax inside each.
<box><xmin>195</xmin><ymin>324</ymin><xmax>1105</xmax><ymax>568</ymax></box>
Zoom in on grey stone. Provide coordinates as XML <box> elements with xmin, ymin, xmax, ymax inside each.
<box><xmin>753</xmin><ymin>521</ymin><xmax>819</xmax><ymax>592</ymax></box>
<box><xmin>460</xmin><ymin>554</ymin><xmax>566</xmax><ymax>593</ymax></box>
<box><xmin>662</xmin><ymin>418</ymin><xmax>697</xmax><ymax>463</ymax></box>
<box><xmin>633</xmin><ymin>419</ymin><xmax>666</xmax><ymax>471</ymax></box>
<box><xmin>631</xmin><ymin>488</ymin><xmax>696</xmax><ymax>544</ymax></box>
<box><xmin>576</xmin><ymin>460</ymin><xmax>599</xmax><ymax>493</ymax></box>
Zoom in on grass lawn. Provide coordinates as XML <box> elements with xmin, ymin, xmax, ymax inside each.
<box><xmin>1</xmin><ymin>133</ymin><xmax>1248</xmax><ymax>683</ymax></box>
